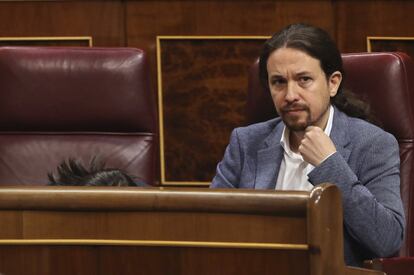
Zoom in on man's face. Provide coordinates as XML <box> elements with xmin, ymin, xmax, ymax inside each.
<box><xmin>266</xmin><ymin>47</ymin><xmax>341</xmax><ymax>131</ymax></box>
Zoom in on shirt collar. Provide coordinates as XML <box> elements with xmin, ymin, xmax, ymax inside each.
<box><xmin>280</xmin><ymin>105</ymin><xmax>335</xmax><ymax>156</ymax></box>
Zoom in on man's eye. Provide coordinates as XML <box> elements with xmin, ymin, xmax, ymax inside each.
<box><xmin>271</xmin><ymin>78</ymin><xmax>286</xmax><ymax>86</ymax></box>
<box><xmin>299</xmin><ymin>77</ymin><xmax>312</xmax><ymax>83</ymax></box>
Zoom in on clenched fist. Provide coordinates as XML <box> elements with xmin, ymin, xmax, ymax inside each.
<box><xmin>298</xmin><ymin>126</ymin><xmax>336</xmax><ymax>166</ymax></box>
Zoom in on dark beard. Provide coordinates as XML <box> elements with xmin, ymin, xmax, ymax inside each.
<box><xmin>280</xmin><ymin>104</ymin><xmax>312</xmax><ymax>132</ymax></box>
<box><xmin>283</xmin><ymin>111</ymin><xmax>311</xmax><ymax>131</ymax></box>
<box><xmin>280</xmin><ymin>103</ymin><xmax>330</xmax><ymax>132</ymax></box>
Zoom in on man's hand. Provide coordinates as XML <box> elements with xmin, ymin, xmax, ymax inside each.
<box><xmin>298</xmin><ymin>126</ymin><xmax>337</xmax><ymax>166</ymax></box>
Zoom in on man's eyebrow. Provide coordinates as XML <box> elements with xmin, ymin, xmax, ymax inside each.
<box><xmin>269</xmin><ymin>73</ymin><xmax>285</xmax><ymax>78</ymax></box>
<box><xmin>269</xmin><ymin>71</ymin><xmax>313</xmax><ymax>78</ymax></box>
<box><xmin>295</xmin><ymin>71</ymin><xmax>313</xmax><ymax>76</ymax></box>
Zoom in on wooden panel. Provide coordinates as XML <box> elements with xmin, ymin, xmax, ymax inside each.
<box><xmin>0</xmin><ymin>37</ymin><xmax>91</xmax><ymax>47</ymax></box>
<box><xmin>368</xmin><ymin>37</ymin><xmax>414</xmax><ymax>60</ymax></box>
<box><xmin>0</xmin><ymin>187</ymin><xmax>310</xmax><ymax>244</ymax></box>
<box><xmin>158</xmin><ymin>37</ymin><xmax>266</xmax><ymax>183</ymax></box>
<box><xmin>127</xmin><ymin>0</ymin><xmax>334</xmax><ymax>76</ymax></box>
<box><xmin>126</xmin><ymin>0</ymin><xmax>333</xmax><ymax>40</ymax></box>
<box><xmin>0</xmin><ymin>1</ymin><xmax>124</xmax><ymax>46</ymax></box>
<box><xmin>0</xmin><ymin>245</ymin><xmax>308</xmax><ymax>275</ymax></box>
<box><xmin>0</xmin><ymin>246</ymin><xmax>98</xmax><ymax>275</ymax></box>
<box><xmin>335</xmin><ymin>0</ymin><xmax>414</xmax><ymax>53</ymax></box>
<box><xmin>0</xmin><ymin>211</ymin><xmax>307</xmax><ymax>244</ymax></box>
<box><xmin>0</xmin><ymin>211</ymin><xmax>22</xmax><ymax>239</ymax></box>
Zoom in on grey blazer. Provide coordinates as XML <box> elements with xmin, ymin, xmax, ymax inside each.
<box><xmin>211</xmin><ymin>107</ymin><xmax>405</xmax><ymax>267</ymax></box>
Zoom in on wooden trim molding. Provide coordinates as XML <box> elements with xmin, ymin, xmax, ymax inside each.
<box><xmin>0</xmin><ymin>36</ymin><xmax>93</xmax><ymax>47</ymax></box>
<box><xmin>0</xmin><ymin>239</ymin><xmax>309</xmax><ymax>250</ymax></box>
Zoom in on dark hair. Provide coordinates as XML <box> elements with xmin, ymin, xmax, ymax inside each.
<box><xmin>259</xmin><ymin>23</ymin><xmax>371</xmax><ymax>121</ymax></box>
<box><xmin>48</xmin><ymin>158</ymin><xmax>146</xmax><ymax>187</ymax></box>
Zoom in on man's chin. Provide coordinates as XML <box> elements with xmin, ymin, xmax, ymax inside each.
<box><xmin>286</xmin><ymin>123</ymin><xmax>308</xmax><ymax>132</ymax></box>
<box><xmin>282</xmin><ymin>117</ymin><xmax>309</xmax><ymax>132</ymax></box>
<box><xmin>281</xmin><ymin>114</ymin><xmax>311</xmax><ymax>132</ymax></box>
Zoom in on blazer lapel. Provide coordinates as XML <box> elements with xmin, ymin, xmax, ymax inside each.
<box><xmin>255</xmin><ymin>122</ymin><xmax>284</xmax><ymax>189</ymax></box>
<box><xmin>330</xmin><ymin>107</ymin><xmax>351</xmax><ymax>161</ymax></box>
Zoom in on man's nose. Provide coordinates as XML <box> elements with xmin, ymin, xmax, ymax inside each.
<box><xmin>285</xmin><ymin>82</ymin><xmax>299</xmax><ymax>102</ymax></box>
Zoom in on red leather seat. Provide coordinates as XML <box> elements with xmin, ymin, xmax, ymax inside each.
<box><xmin>0</xmin><ymin>47</ymin><xmax>157</xmax><ymax>185</ymax></box>
<box><xmin>246</xmin><ymin>52</ymin><xmax>414</xmax><ymax>274</ymax></box>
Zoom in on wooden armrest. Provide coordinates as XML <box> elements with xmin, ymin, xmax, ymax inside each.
<box><xmin>346</xmin><ymin>266</ymin><xmax>385</xmax><ymax>275</ymax></box>
<box><xmin>364</xmin><ymin>257</ymin><xmax>414</xmax><ymax>275</ymax></box>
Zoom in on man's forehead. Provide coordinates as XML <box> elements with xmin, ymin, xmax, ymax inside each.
<box><xmin>269</xmin><ymin>69</ymin><xmax>314</xmax><ymax>77</ymax></box>
<box><xmin>267</xmin><ymin>48</ymin><xmax>322</xmax><ymax>75</ymax></box>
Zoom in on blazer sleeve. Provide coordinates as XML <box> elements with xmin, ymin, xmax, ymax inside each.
<box><xmin>210</xmin><ymin>128</ymin><xmax>242</xmax><ymax>189</ymax></box>
<box><xmin>308</xmin><ymin>131</ymin><xmax>405</xmax><ymax>258</ymax></box>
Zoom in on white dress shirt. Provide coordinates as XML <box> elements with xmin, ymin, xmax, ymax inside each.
<box><xmin>275</xmin><ymin>105</ymin><xmax>334</xmax><ymax>191</ymax></box>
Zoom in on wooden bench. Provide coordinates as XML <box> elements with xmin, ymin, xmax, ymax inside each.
<box><xmin>0</xmin><ymin>183</ymin><xmax>383</xmax><ymax>275</ymax></box>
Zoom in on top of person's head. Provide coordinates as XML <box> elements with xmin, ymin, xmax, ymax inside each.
<box><xmin>259</xmin><ymin>23</ymin><xmax>374</xmax><ymax>123</ymax></box>
<box><xmin>48</xmin><ymin>158</ymin><xmax>146</xmax><ymax>187</ymax></box>
<box><xmin>259</xmin><ymin>23</ymin><xmax>342</xmax><ymax>91</ymax></box>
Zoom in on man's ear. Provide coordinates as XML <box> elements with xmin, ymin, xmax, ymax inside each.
<box><xmin>329</xmin><ymin>71</ymin><xmax>342</xmax><ymax>97</ymax></box>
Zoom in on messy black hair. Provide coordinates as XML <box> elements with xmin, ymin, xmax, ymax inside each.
<box><xmin>48</xmin><ymin>157</ymin><xmax>146</xmax><ymax>187</ymax></box>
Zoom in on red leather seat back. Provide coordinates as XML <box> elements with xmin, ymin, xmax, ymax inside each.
<box><xmin>0</xmin><ymin>47</ymin><xmax>156</xmax><ymax>185</ymax></box>
<box><xmin>246</xmin><ymin>52</ymin><xmax>414</xmax><ymax>256</ymax></box>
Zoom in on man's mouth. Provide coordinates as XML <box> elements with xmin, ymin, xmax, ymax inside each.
<box><xmin>281</xmin><ymin>103</ymin><xmax>309</xmax><ymax>113</ymax></box>
<box><xmin>283</xmin><ymin>108</ymin><xmax>307</xmax><ymax>114</ymax></box>
<box><xmin>285</xmin><ymin>108</ymin><xmax>304</xmax><ymax>112</ymax></box>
